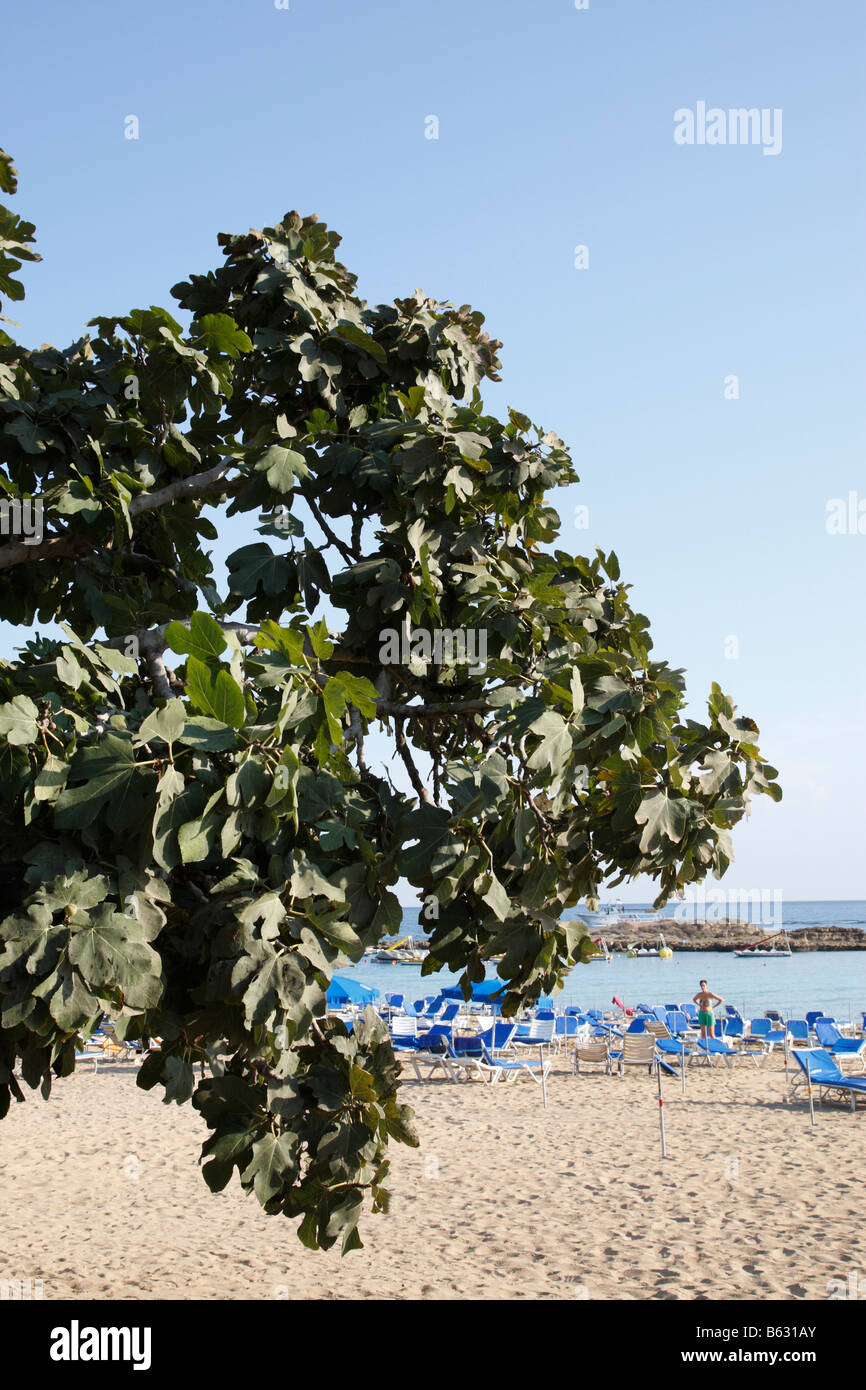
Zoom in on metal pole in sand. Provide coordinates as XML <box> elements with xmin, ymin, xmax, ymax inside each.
<box><xmin>657</xmin><ymin>1060</ymin><xmax>668</xmax><ymax>1158</ymax></box>
<box><xmin>681</xmin><ymin>1038</ymin><xmax>686</xmax><ymax>1096</ymax></box>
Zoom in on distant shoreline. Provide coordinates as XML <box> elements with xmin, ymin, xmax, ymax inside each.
<box><xmin>398</xmin><ymin>920</ymin><xmax>866</xmax><ymax>953</ymax></box>
<box><xmin>591</xmin><ymin>920</ymin><xmax>866</xmax><ymax>953</ymax></box>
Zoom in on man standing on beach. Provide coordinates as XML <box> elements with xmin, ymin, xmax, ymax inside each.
<box><xmin>694</xmin><ymin>979</ymin><xmax>724</xmax><ymax>1039</ymax></box>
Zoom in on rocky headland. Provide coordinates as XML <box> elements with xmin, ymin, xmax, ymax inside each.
<box><xmin>596</xmin><ymin>920</ymin><xmax>865</xmax><ymax>952</ymax></box>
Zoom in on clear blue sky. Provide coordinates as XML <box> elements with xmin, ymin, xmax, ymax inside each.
<box><xmin>3</xmin><ymin>0</ymin><xmax>864</xmax><ymax>901</ymax></box>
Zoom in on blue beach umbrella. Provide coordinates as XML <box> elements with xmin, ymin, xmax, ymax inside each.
<box><xmin>439</xmin><ymin>979</ymin><xmax>507</xmax><ymax>1003</ymax></box>
<box><xmin>326</xmin><ymin>975</ymin><xmax>380</xmax><ymax>1008</ymax></box>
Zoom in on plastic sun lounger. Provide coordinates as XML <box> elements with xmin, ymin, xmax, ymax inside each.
<box><xmin>389</xmin><ymin>1017</ymin><xmax>418</xmax><ymax>1049</ymax></box>
<box><xmin>655</xmin><ymin>1037</ymin><xmax>697</xmax><ymax>1067</ymax></box>
<box><xmin>643</xmin><ymin>1019</ymin><xmax>672</xmax><ymax>1042</ymax></box>
<box><xmin>746</xmin><ymin>1018</ymin><xmax>787</xmax><ymax>1050</ymax></box>
<box><xmin>791</xmin><ymin>1049</ymin><xmax>866</xmax><ymax>1112</ymax></box>
<box><xmin>666</xmin><ymin>1011</ymin><xmax>691</xmax><ymax>1037</ymax></box>
<box><xmin>555</xmin><ymin>1016</ymin><xmax>585</xmax><ymax>1039</ymax></box>
<box><xmin>450</xmin><ymin>1024</ymin><xmax>516</xmax><ymax>1061</ymax></box>
<box><xmin>786</xmin><ymin>1020</ymin><xmax>811</xmax><ymax>1044</ymax></box>
<box><xmin>407</xmin><ymin>1030</ymin><xmax>456</xmax><ymax>1083</ymax></box>
<box><xmin>813</xmin><ymin>1021</ymin><xmax>866</xmax><ymax>1071</ymax></box>
<box><xmin>478</xmin><ymin>1042</ymin><xmax>551</xmax><ymax>1106</ymax></box>
<box><xmin>615</xmin><ymin>1033</ymin><xmax>657</xmax><ymax>1075</ymax></box>
<box><xmin>511</xmin><ymin>1018</ymin><xmax>557</xmax><ymax>1053</ymax></box>
<box><xmin>446</xmin><ymin>1033</ymin><xmax>549</xmax><ymax>1103</ymax></box>
<box><xmin>572</xmin><ymin>1041</ymin><xmax>610</xmax><ymax>1074</ymax></box>
<box><xmin>408</xmin><ymin>1052</ymin><xmax>454</xmax><ymax>1083</ymax></box>
<box><xmin>469</xmin><ymin>1023</ymin><xmax>517</xmax><ymax>1055</ymax></box>
<box><xmin>695</xmin><ymin>1037</ymin><xmax>760</xmax><ymax>1068</ymax></box>
<box><xmin>97</xmin><ymin>1022</ymin><xmax>141</xmax><ymax>1061</ymax></box>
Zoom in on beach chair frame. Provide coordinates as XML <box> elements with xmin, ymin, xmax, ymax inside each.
<box><xmin>790</xmin><ymin>1050</ymin><xmax>866</xmax><ymax>1114</ymax></box>
<box><xmin>617</xmin><ymin>1033</ymin><xmax>658</xmax><ymax>1076</ymax></box>
<box><xmin>572</xmin><ymin>1042</ymin><xmax>610</xmax><ymax>1075</ymax></box>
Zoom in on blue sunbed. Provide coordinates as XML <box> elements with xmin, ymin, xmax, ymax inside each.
<box><xmin>791</xmin><ymin>1049</ymin><xmax>866</xmax><ymax>1112</ymax></box>
<box><xmin>814</xmin><ymin>1020</ymin><xmax>866</xmax><ymax>1069</ymax></box>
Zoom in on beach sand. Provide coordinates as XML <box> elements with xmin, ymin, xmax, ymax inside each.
<box><xmin>0</xmin><ymin>1055</ymin><xmax>862</xmax><ymax>1301</ymax></box>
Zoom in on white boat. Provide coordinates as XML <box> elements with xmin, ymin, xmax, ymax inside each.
<box><xmin>733</xmin><ymin>946</ymin><xmax>792</xmax><ymax>958</ymax></box>
<box><xmin>368</xmin><ymin>937</ymin><xmax>426</xmax><ymax>964</ymax></box>
<box><xmin>627</xmin><ymin>932</ymin><xmax>673</xmax><ymax>959</ymax></box>
<box><xmin>734</xmin><ymin>929</ymin><xmax>792</xmax><ymax>958</ymax></box>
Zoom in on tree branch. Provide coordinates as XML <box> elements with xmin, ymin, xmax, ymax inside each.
<box><xmin>143</xmin><ymin>648</ymin><xmax>173</xmax><ymax>700</ymax></box>
<box><xmin>0</xmin><ymin>533</ymin><xmax>81</xmax><ymax>571</ymax></box>
<box><xmin>378</xmin><ymin>700</ymin><xmax>493</xmax><ymax>718</ymax></box>
<box><xmin>104</xmin><ymin>619</ymin><xmax>261</xmax><ymax>659</ymax></box>
<box><xmin>0</xmin><ymin>459</ymin><xmax>237</xmax><ymax>572</ymax></box>
<box><xmin>103</xmin><ymin>621</ymin><xmax>497</xmax><ymax>718</ymax></box>
<box><xmin>300</xmin><ymin>489</ymin><xmax>356</xmax><ymax>565</ymax></box>
<box><xmin>393</xmin><ymin>717</ymin><xmax>434</xmax><ymax>805</ymax></box>
<box><xmin>346</xmin><ymin>703</ymin><xmax>368</xmax><ymax>773</ymax></box>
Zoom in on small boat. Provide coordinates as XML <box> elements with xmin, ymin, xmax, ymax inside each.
<box><xmin>368</xmin><ymin>936</ymin><xmax>426</xmax><ymax>964</ymax></box>
<box><xmin>733</xmin><ymin>946</ymin><xmax>792</xmax><ymax>958</ymax></box>
<box><xmin>627</xmin><ymin>933</ymin><xmax>673</xmax><ymax>959</ymax></box>
<box><xmin>734</xmin><ymin>929</ymin><xmax>792</xmax><ymax>958</ymax></box>
<box><xmin>589</xmin><ymin>936</ymin><xmax>613</xmax><ymax>962</ymax></box>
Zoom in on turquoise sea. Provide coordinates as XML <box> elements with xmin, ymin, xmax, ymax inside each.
<box><xmin>347</xmin><ymin>901</ymin><xmax>866</xmax><ymax>1022</ymax></box>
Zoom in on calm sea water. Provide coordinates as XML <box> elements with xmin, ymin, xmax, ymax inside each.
<box><xmin>348</xmin><ymin>901</ymin><xmax>866</xmax><ymax>1020</ymax></box>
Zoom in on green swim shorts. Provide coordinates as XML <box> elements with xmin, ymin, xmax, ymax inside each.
<box><xmin>698</xmin><ymin>1010</ymin><xmax>715</xmax><ymax>1027</ymax></box>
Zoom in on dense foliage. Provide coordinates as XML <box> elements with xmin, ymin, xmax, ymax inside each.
<box><xmin>0</xmin><ymin>148</ymin><xmax>780</xmax><ymax>1250</ymax></box>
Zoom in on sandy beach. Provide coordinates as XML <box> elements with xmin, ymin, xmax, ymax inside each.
<box><xmin>1</xmin><ymin>1055</ymin><xmax>862</xmax><ymax>1302</ymax></box>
